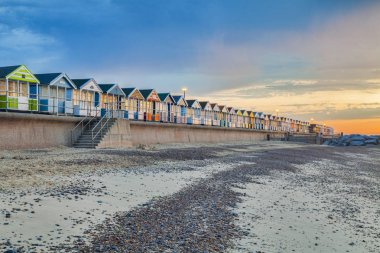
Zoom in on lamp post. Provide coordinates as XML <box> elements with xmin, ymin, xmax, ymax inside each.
<box><xmin>182</xmin><ymin>88</ymin><xmax>187</xmax><ymax>99</ymax></box>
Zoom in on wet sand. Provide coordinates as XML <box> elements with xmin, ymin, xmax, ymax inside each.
<box><xmin>0</xmin><ymin>142</ymin><xmax>379</xmax><ymax>252</ymax></box>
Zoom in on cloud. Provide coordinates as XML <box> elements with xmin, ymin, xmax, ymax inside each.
<box><xmin>0</xmin><ymin>25</ymin><xmax>55</xmax><ymax>50</ymax></box>
<box><xmin>285</xmin><ymin>3</ymin><xmax>380</xmax><ymax>80</ymax></box>
<box><xmin>301</xmin><ymin>107</ymin><xmax>380</xmax><ymax>121</ymax></box>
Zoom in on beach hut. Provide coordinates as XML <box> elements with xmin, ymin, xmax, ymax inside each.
<box><xmin>158</xmin><ymin>93</ymin><xmax>176</xmax><ymax>123</ymax></box>
<box><xmin>172</xmin><ymin>95</ymin><xmax>187</xmax><ymax>124</ymax></box>
<box><xmin>278</xmin><ymin>117</ymin><xmax>284</xmax><ymax>131</ymax></box>
<box><xmin>139</xmin><ymin>89</ymin><xmax>161</xmax><ymax>122</ymax></box>
<box><xmin>235</xmin><ymin>109</ymin><xmax>244</xmax><ymax>128</ymax></box>
<box><xmin>247</xmin><ymin>111</ymin><xmax>254</xmax><ymax>129</ymax></box>
<box><xmin>271</xmin><ymin>115</ymin><xmax>278</xmax><ymax>131</ymax></box>
<box><xmin>35</xmin><ymin>73</ymin><xmax>76</xmax><ymax>114</ymax></box>
<box><xmin>98</xmin><ymin>84</ymin><xmax>126</xmax><ymax>118</ymax></box>
<box><xmin>227</xmin><ymin>107</ymin><xmax>236</xmax><ymax>128</ymax></box>
<box><xmin>241</xmin><ymin>110</ymin><xmax>250</xmax><ymax>129</ymax></box>
<box><xmin>218</xmin><ymin>105</ymin><xmax>228</xmax><ymax>127</ymax></box>
<box><xmin>290</xmin><ymin>119</ymin><xmax>296</xmax><ymax>132</ymax></box>
<box><xmin>267</xmin><ymin>114</ymin><xmax>272</xmax><ymax>131</ymax></box>
<box><xmin>210</xmin><ymin>103</ymin><xmax>221</xmax><ymax>126</ymax></box>
<box><xmin>259</xmin><ymin>113</ymin><xmax>266</xmax><ymax>130</ymax></box>
<box><xmin>0</xmin><ymin>65</ymin><xmax>39</xmax><ymax>111</ymax></box>
<box><xmin>284</xmin><ymin>117</ymin><xmax>291</xmax><ymax>132</ymax></box>
<box><xmin>72</xmin><ymin>79</ymin><xmax>102</xmax><ymax>117</ymax></box>
<box><xmin>199</xmin><ymin>101</ymin><xmax>213</xmax><ymax>126</ymax></box>
<box><xmin>253</xmin><ymin>112</ymin><xmax>260</xmax><ymax>129</ymax></box>
<box><xmin>186</xmin><ymin>100</ymin><xmax>202</xmax><ymax>125</ymax></box>
<box><xmin>122</xmin><ymin>88</ymin><xmax>144</xmax><ymax>120</ymax></box>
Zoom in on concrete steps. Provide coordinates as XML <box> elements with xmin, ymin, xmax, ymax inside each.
<box><xmin>73</xmin><ymin>118</ymin><xmax>116</xmax><ymax>148</ymax></box>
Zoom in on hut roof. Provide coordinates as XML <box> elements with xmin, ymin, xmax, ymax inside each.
<box><xmin>158</xmin><ymin>93</ymin><xmax>170</xmax><ymax>101</ymax></box>
<box><xmin>172</xmin><ymin>95</ymin><xmax>188</xmax><ymax>106</ymax></box>
<box><xmin>158</xmin><ymin>93</ymin><xmax>175</xmax><ymax>103</ymax></box>
<box><xmin>199</xmin><ymin>101</ymin><xmax>210</xmax><ymax>110</ymax></box>
<box><xmin>99</xmin><ymin>84</ymin><xmax>125</xmax><ymax>96</ymax></box>
<box><xmin>122</xmin><ymin>88</ymin><xmax>137</xmax><ymax>97</ymax></box>
<box><xmin>186</xmin><ymin>100</ymin><xmax>197</xmax><ymax>107</ymax></box>
<box><xmin>34</xmin><ymin>73</ymin><xmax>60</xmax><ymax>84</ymax></box>
<box><xmin>0</xmin><ymin>65</ymin><xmax>39</xmax><ymax>83</ymax></box>
<box><xmin>72</xmin><ymin>79</ymin><xmax>92</xmax><ymax>88</ymax></box>
<box><xmin>35</xmin><ymin>73</ymin><xmax>76</xmax><ymax>88</ymax></box>
<box><xmin>0</xmin><ymin>65</ymin><xmax>21</xmax><ymax>78</ymax></box>
<box><xmin>139</xmin><ymin>89</ymin><xmax>155</xmax><ymax>99</ymax></box>
<box><xmin>98</xmin><ymin>84</ymin><xmax>115</xmax><ymax>93</ymax></box>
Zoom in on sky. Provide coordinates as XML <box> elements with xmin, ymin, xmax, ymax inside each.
<box><xmin>0</xmin><ymin>0</ymin><xmax>379</xmax><ymax>134</ymax></box>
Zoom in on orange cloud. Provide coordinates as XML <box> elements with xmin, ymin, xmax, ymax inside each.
<box><xmin>324</xmin><ymin>118</ymin><xmax>380</xmax><ymax>135</ymax></box>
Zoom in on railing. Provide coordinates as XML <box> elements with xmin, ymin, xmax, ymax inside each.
<box><xmin>91</xmin><ymin>112</ymin><xmax>112</xmax><ymax>147</ymax></box>
<box><xmin>70</xmin><ymin>107</ymin><xmax>100</xmax><ymax>145</ymax></box>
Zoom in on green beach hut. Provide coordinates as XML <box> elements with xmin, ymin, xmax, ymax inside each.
<box><xmin>0</xmin><ymin>65</ymin><xmax>39</xmax><ymax>111</ymax></box>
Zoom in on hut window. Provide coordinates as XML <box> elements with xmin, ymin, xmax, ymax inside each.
<box><xmin>102</xmin><ymin>94</ymin><xmax>107</xmax><ymax>104</ymax></box>
<box><xmin>20</xmin><ymin>82</ymin><xmax>28</xmax><ymax>97</ymax></box>
<box><xmin>87</xmin><ymin>92</ymin><xmax>93</xmax><ymax>102</ymax></box>
<box><xmin>0</xmin><ymin>80</ymin><xmax>5</xmax><ymax>95</ymax></box>
<box><xmin>9</xmin><ymin>81</ymin><xmax>17</xmax><ymax>97</ymax></box>
<box><xmin>39</xmin><ymin>86</ymin><xmax>49</xmax><ymax>99</ymax></box>
<box><xmin>58</xmin><ymin>88</ymin><xmax>65</xmax><ymax>99</ymax></box>
<box><xmin>50</xmin><ymin>87</ymin><xmax>57</xmax><ymax>98</ymax></box>
<box><xmin>73</xmin><ymin>90</ymin><xmax>79</xmax><ymax>105</ymax></box>
<box><xmin>80</xmin><ymin>91</ymin><xmax>86</xmax><ymax>102</ymax></box>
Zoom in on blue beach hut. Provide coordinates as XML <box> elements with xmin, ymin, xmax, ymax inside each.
<box><xmin>35</xmin><ymin>73</ymin><xmax>77</xmax><ymax>114</ymax></box>
<box><xmin>172</xmin><ymin>95</ymin><xmax>187</xmax><ymax>124</ymax></box>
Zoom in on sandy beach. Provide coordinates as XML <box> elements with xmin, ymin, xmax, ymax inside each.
<box><xmin>0</xmin><ymin>142</ymin><xmax>379</xmax><ymax>252</ymax></box>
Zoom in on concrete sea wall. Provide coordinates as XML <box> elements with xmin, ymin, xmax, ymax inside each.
<box><xmin>129</xmin><ymin>121</ymin><xmax>285</xmax><ymax>146</ymax></box>
<box><xmin>97</xmin><ymin>119</ymin><xmax>132</xmax><ymax>148</ymax></box>
<box><xmin>0</xmin><ymin>112</ymin><xmax>82</xmax><ymax>149</ymax></box>
<box><xmin>0</xmin><ymin>113</ymin><xmax>302</xmax><ymax>149</ymax></box>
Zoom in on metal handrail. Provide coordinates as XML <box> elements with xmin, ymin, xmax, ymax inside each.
<box><xmin>70</xmin><ymin>106</ymin><xmax>100</xmax><ymax>145</ymax></box>
<box><xmin>91</xmin><ymin>113</ymin><xmax>112</xmax><ymax>147</ymax></box>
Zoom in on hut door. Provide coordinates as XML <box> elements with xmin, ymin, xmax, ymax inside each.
<box><xmin>94</xmin><ymin>93</ymin><xmax>100</xmax><ymax>107</ymax></box>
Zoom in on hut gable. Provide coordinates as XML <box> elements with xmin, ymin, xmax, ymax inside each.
<box><xmin>199</xmin><ymin>101</ymin><xmax>212</xmax><ymax>111</ymax></box>
<box><xmin>122</xmin><ymin>88</ymin><xmax>144</xmax><ymax>99</ymax></box>
<box><xmin>241</xmin><ymin>110</ymin><xmax>249</xmax><ymax>117</ymax></box>
<box><xmin>72</xmin><ymin>78</ymin><xmax>102</xmax><ymax>93</ymax></box>
<box><xmin>186</xmin><ymin>100</ymin><xmax>201</xmax><ymax>109</ymax></box>
<box><xmin>227</xmin><ymin>107</ymin><xmax>235</xmax><ymax>114</ymax></box>
<box><xmin>172</xmin><ymin>95</ymin><xmax>188</xmax><ymax>106</ymax></box>
<box><xmin>258</xmin><ymin>112</ymin><xmax>265</xmax><ymax>119</ymax></box>
<box><xmin>218</xmin><ymin>105</ymin><xmax>228</xmax><ymax>113</ymax></box>
<box><xmin>158</xmin><ymin>93</ymin><xmax>175</xmax><ymax>103</ymax></box>
<box><xmin>210</xmin><ymin>103</ymin><xmax>220</xmax><ymax>111</ymax></box>
<box><xmin>99</xmin><ymin>84</ymin><xmax>125</xmax><ymax>96</ymax></box>
<box><xmin>0</xmin><ymin>65</ymin><xmax>39</xmax><ymax>83</ymax></box>
<box><xmin>139</xmin><ymin>89</ymin><xmax>160</xmax><ymax>102</ymax></box>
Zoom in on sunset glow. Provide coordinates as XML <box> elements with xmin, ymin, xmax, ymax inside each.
<box><xmin>1</xmin><ymin>1</ymin><xmax>379</xmax><ymax>134</ymax></box>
